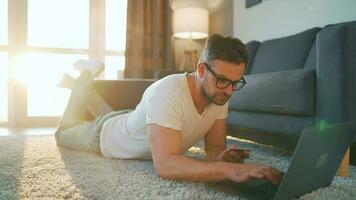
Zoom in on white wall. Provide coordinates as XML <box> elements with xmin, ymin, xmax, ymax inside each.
<box><xmin>209</xmin><ymin>0</ymin><xmax>233</xmax><ymax>36</ymax></box>
<box><xmin>233</xmin><ymin>0</ymin><xmax>356</xmax><ymax>43</ymax></box>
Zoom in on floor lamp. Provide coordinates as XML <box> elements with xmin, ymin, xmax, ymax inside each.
<box><xmin>173</xmin><ymin>7</ymin><xmax>209</xmax><ymax>72</ymax></box>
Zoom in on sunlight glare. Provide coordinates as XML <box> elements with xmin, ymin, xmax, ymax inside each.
<box><xmin>27</xmin><ymin>0</ymin><xmax>89</xmax><ymax>48</ymax></box>
<box><xmin>16</xmin><ymin>53</ymin><xmax>87</xmax><ymax>116</ymax></box>
<box><xmin>0</xmin><ymin>53</ymin><xmax>8</xmax><ymax>122</ymax></box>
<box><xmin>105</xmin><ymin>56</ymin><xmax>125</xmax><ymax>80</ymax></box>
<box><xmin>0</xmin><ymin>0</ymin><xmax>8</xmax><ymax>45</ymax></box>
<box><xmin>106</xmin><ymin>0</ymin><xmax>127</xmax><ymax>51</ymax></box>
<box><xmin>0</xmin><ymin>129</ymin><xmax>10</xmax><ymax>136</ymax></box>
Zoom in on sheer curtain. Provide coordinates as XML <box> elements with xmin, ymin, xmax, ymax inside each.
<box><xmin>124</xmin><ymin>0</ymin><xmax>174</xmax><ymax>78</ymax></box>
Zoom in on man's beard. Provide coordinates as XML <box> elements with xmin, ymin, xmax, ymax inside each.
<box><xmin>202</xmin><ymin>85</ymin><xmax>231</xmax><ymax>106</ymax></box>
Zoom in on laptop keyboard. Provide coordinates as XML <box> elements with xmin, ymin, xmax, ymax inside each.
<box><xmin>207</xmin><ymin>173</ymin><xmax>285</xmax><ymax>199</ymax></box>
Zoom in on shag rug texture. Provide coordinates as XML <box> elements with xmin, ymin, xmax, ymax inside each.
<box><xmin>0</xmin><ymin>129</ymin><xmax>355</xmax><ymax>200</ymax></box>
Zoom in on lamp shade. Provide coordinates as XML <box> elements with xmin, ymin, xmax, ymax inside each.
<box><xmin>173</xmin><ymin>7</ymin><xmax>209</xmax><ymax>39</ymax></box>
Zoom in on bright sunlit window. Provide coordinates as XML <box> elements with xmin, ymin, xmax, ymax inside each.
<box><xmin>17</xmin><ymin>53</ymin><xmax>86</xmax><ymax>116</ymax></box>
<box><xmin>0</xmin><ymin>0</ymin><xmax>8</xmax><ymax>122</ymax></box>
<box><xmin>105</xmin><ymin>56</ymin><xmax>125</xmax><ymax>79</ymax></box>
<box><xmin>0</xmin><ymin>0</ymin><xmax>7</xmax><ymax>45</ymax></box>
<box><xmin>106</xmin><ymin>0</ymin><xmax>127</xmax><ymax>51</ymax></box>
<box><xmin>0</xmin><ymin>53</ymin><xmax>8</xmax><ymax>122</ymax></box>
<box><xmin>105</xmin><ymin>0</ymin><xmax>127</xmax><ymax>80</ymax></box>
<box><xmin>3</xmin><ymin>0</ymin><xmax>127</xmax><ymax>123</ymax></box>
<box><xmin>28</xmin><ymin>0</ymin><xmax>89</xmax><ymax>48</ymax></box>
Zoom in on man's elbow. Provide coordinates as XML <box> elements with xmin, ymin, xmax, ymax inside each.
<box><xmin>153</xmin><ymin>159</ymin><xmax>176</xmax><ymax>180</ymax></box>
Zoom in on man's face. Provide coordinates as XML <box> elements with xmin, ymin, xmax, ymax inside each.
<box><xmin>201</xmin><ymin>60</ymin><xmax>245</xmax><ymax>106</ymax></box>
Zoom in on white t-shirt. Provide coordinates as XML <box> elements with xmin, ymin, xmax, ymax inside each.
<box><xmin>99</xmin><ymin>73</ymin><xmax>228</xmax><ymax>159</ymax></box>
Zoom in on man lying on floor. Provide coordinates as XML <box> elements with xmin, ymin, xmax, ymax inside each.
<box><xmin>55</xmin><ymin>34</ymin><xmax>281</xmax><ymax>185</ymax></box>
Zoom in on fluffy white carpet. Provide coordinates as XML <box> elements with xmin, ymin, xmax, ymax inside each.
<box><xmin>0</xmin><ymin>130</ymin><xmax>355</xmax><ymax>200</ymax></box>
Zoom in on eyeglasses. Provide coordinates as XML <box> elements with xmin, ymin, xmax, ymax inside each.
<box><xmin>203</xmin><ymin>62</ymin><xmax>246</xmax><ymax>91</ymax></box>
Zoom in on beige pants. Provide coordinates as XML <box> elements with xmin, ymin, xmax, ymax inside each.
<box><xmin>55</xmin><ymin>74</ymin><xmax>124</xmax><ymax>154</ymax></box>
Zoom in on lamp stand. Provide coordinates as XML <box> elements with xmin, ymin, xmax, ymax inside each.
<box><xmin>178</xmin><ymin>37</ymin><xmax>197</xmax><ymax>72</ymax></box>
<box><xmin>178</xmin><ymin>49</ymin><xmax>197</xmax><ymax>72</ymax></box>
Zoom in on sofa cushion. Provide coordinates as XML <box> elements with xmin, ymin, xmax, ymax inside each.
<box><xmin>250</xmin><ymin>27</ymin><xmax>320</xmax><ymax>74</ymax></box>
<box><xmin>228</xmin><ymin>68</ymin><xmax>315</xmax><ymax>116</ymax></box>
<box><xmin>244</xmin><ymin>41</ymin><xmax>260</xmax><ymax>75</ymax></box>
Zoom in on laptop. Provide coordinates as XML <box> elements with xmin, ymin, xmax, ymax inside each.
<box><xmin>208</xmin><ymin>121</ymin><xmax>356</xmax><ymax>200</ymax></box>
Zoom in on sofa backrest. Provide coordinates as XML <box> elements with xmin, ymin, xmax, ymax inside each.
<box><xmin>244</xmin><ymin>41</ymin><xmax>260</xmax><ymax>74</ymax></box>
<box><xmin>303</xmin><ymin>41</ymin><xmax>317</xmax><ymax>69</ymax></box>
<box><xmin>246</xmin><ymin>27</ymin><xmax>321</xmax><ymax>74</ymax></box>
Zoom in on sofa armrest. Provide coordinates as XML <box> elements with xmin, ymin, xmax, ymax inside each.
<box><xmin>92</xmin><ymin>79</ymin><xmax>155</xmax><ymax>110</ymax></box>
<box><xmin>316</xmin><ymin>21</ymin><xmax>356</xmax><ymax>124</ymax></box>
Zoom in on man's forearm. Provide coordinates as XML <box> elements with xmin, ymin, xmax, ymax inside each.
<box><xmin>155</xmin><ymin>155</ymin><xmax>232</xmax><ymax>182</ymax></box>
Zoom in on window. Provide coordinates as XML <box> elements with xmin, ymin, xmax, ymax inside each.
<box><xmin>0</xmin><ymin>53</ymin><xmax>8</xmax><ymax>122</ymax></box>
<box><xmin>0</xmin><ymin>0</ymin><xmax>7</xmax><ymax>46</ymax></box>
<box><xmin>27</xmin><ymin>0</ymin><xmax>89</xmax><ymax>49</ymax></box>
<box><xmin>105</xmin><ymin>0</ymin><xmax>127</xmax><ymax>80</ymax></box>
<box><xmin>106</xmin><ymin>0</ymin><xmax>127</xmax><ymax>52</ymax></box>
<box><xmin>105</xmin><ymin>56</ymin><xmax>125</xmax><ymax>79</ymax></box>
<box><xmin>0</xmin><ymin>0</ymin><xmax>8</xmax><ymax>123</ymax></box>
<box><xmin>17</xmin><ymin>53</ymin><xmax>86</xmax><ymax>116</ymax></box>
<box><xmin>3</xmin><ymin>0</ymin><xmax>128</xmax><ymax>126</ymax></box>
<box><xmin>25</xmin><ymin>0</ymin><xmax>90</xmax><ymax>117</ymax></box>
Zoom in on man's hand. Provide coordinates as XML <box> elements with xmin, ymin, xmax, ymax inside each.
<box><xmin>204</xmin><ymin>120</ymin><xmax>250</xmax><ymax>163</ymax></box>
<box><xmin>226</xmin><ymin>163</ymin><xmax>281</xmax><ymax>184</ymax></box>
<box><xmin>220</xmin><ymin>148</ymin><xmax>251</xmax><ymax>163</ymax></box>
<box><xmin>207</xmin><ymin>144</ymin><xmax>251</xmax><ymax>163</ymax></box>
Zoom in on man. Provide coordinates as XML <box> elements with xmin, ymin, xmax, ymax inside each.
<box><xmin>55</xmin><ymin>34</ymin><xmax>281</xmax><ymax>185</ymax></box>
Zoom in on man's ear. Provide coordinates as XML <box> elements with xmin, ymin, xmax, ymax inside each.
<box><xmin>197</xmin><ymin>63</ymin><xmax>206</xmax><ymax>79</ymax></box>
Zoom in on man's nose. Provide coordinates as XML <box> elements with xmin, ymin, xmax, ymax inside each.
<box><xmin>223</xmin><ymin>84</ymin><xmax>234</xmax><ymax>96</ymax></box>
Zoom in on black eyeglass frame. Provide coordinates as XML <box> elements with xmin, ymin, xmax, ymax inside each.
<box><xmin>203</xmin><ymin>62</ymin><xmax>246</xmax><ymax>91</ymax></box>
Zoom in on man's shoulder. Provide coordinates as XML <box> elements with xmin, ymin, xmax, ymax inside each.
<box><xmin>148</xmin><ymin>73</ymin><xmax>186</xmax><ymax>95</ymax></box>
<box><xmin>156</xmin><ymin>73</ymin><xmax>185</xmax><ymax>85</ymax></box>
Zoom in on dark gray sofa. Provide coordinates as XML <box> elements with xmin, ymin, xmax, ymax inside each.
<box><xmin>90</xmin><ymin>20</ymin><xmax>356</xmax><ymax>162</ymax></box>
<box><xmin>227</xmin><ymin>21</ymin><xmax>356</xmax><ymax>150</ymax></box>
